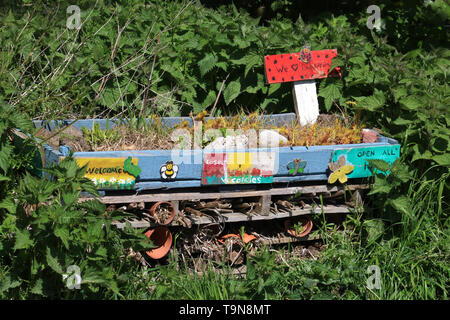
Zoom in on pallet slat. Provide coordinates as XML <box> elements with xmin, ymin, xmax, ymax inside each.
<box><xmin>111</xmin><ymin>204</ymin><xmax>355</xmax><ymax>229</ymax></box>
<box><xmin>81</xmin><ymin>183</ymin><xmax>368</xmax><ymax>204</ymax></box>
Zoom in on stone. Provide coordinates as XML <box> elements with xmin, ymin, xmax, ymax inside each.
<box><xmin>362</xmin><ymin>129</ymin><xmax>378</xmax><ymax>143</ymax></box>
<box><xmin>258</xmin><ymin>129</ymin><xmax>288</xmax><ymax>148</ymax></box>
<box><xmin>204</xmin><ymin>134</ymin><xmax>249</xmax><ymax>150</ymax></box>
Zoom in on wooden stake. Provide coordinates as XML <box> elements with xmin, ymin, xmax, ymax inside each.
<box><xmin>292</xmin><ymin>80</ymin><xmax>319</xmax><ymax>126</ymax></box>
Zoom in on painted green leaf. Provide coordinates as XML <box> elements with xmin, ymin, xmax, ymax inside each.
<box><xmin>123</xmin><ymin>157</ymin><xmax>141</xmax><ymax>177</ymax></box>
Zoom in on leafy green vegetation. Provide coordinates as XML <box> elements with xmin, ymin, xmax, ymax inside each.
<box><xmin>0</xmin><ymin>102</ymin><xmax>154</xmax><ymax>298</ymax></box>
<box><xmin>0</xmin><ymin>0</ymin><xmax>448</xmax><ymax>299</ymax></box>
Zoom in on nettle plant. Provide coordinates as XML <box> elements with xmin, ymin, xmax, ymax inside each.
<box><xmin>0</xmin><ymin>102</ymin><xmax>152</xmax><ymax>298</ymax></box>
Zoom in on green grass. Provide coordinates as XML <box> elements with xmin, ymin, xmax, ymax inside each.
<box><xmin>0</xmin><ymin>0</ymin><xmax>448</xmax><ymax>300</ymax></box>
<box><xmin>109</xmin><ymin>169</ymin><xmax>448</xmax><ymax>300</ymax></box>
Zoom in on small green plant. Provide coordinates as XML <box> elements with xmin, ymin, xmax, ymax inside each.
<box><xmin>0</xmin><ymin>104</ymin><xmax>154</xmax><ymax>298</ymax></box>
<box><xmin>82</xmin><ymin>122</ymin><xmax>121</xmax><ymax>150</ymax></box>
<box><xmin>293</xmin><ymin>222</ymin><xmax>305</xmax><ymax>235</ymax></box>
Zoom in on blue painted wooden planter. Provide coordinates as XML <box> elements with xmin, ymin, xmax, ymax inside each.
<box><xmin>33</xmin><ymin>113</ymin><xmax>400</xmax><ymax>192</ymax></box>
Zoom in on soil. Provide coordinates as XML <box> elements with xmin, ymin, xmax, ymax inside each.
<box><xmin>35</xmin><ymin>126</ymin><xmax>90</xmax><ymax>151</ymax></box>
<box><xmin>35</xmin><ymin>113</ymin><xmax>366</xmax><ymax>152</ymax></box>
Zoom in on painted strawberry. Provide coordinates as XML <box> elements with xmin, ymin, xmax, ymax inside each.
<box><xmin>251</xmin><ymin>168</ymin><xmax>261</xmax><ymax>176</ymax></box>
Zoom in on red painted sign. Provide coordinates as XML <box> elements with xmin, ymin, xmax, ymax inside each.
<box><xmin>264</xmin><ymin>49</ymin><xmax>340</xmax><ymax>84</ymax></box>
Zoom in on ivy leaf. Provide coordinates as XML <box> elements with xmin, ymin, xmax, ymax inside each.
<box><xmin>223</xmin><ymin>81</ymin><xmax>241</xmax><ymax>105</ymax></box>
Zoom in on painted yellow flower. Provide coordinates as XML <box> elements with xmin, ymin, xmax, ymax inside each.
<box><xmin>328</xmin><ymin>155</ymin><xmax>354</xmax><ymax>184</ymax></box>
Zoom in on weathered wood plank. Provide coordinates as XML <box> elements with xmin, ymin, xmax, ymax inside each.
<box><xmin>255</xmin><ymin>194</ymin><xmax>271</xmax><ymax>216</ymax></box>
<box><xmin>111</xmin><ymin>204</ymin><xmax>355</xmax><ymax>229</ymax></box>
<box><xmin>258</xmin><ymin>233</ymin><xmax>322</xmax><ymax>245</ymax></box>
<box><xmin>80</xmin><ymin>183</ymin><xmax>368</xmax><ymax>204</ymax></box>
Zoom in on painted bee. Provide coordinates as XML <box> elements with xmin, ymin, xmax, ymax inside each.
<box><xmin>160</xmin><ymin>160</ymin><xmax>178</xmax><ymax>180</ymax></box>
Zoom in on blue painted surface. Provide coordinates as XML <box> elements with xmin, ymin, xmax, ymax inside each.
<box><xmin>332</xmin><ymin>144</ymin><xmax>401</xmax><ymax>178</ymax></box>
<box><xmin>134</xmin><ymin>174</ymin><xmax>331</xmax><ymax>191</ymax></box>
<box><xmin>32</xmin><ymin>113</ymin><xmax>297</xmax><ymax>132</ymax></box>
<box><xmin>34</xmin><ymin>114</ymin><xmax>400</xmax><ymax>191</ymax></box>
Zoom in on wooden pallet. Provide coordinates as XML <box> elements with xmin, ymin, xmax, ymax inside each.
<box><xmin>81</xmin><ymin>183</ymin><xmax>367</xmax><ymax>204</ymax></box>
<box><xmin>112</xmin><ymin>203</ymin><xmax>360</xmax><ymax>229</ymax></box>
<box><xmin>84</xmin><ymin>182</ymin><xmax>366</xmax><ymax>228</ymax></box>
